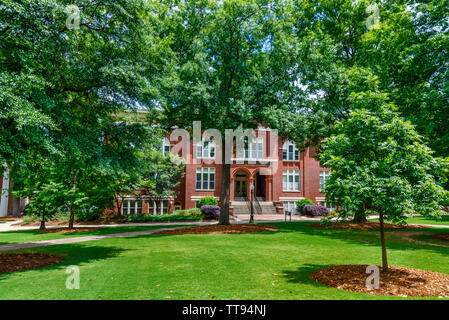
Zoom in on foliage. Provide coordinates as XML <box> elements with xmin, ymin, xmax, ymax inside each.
<box><xmin>1</xmin><ymin>0</ymin><xmax>170</xmax><ymax>227</ymax></box>
<box><xmin>155</xmin><ymin>0</ymin><xmax>303</xmax><ymax>224</ymax></box>
<box><xmin>201</xmin><ymin>205</ymin><xmax>220</xmax><ymax>220</ymax></box>
<box><xmin>169</xmin><ymin>209</ymin><xmax>203</xmax><ymax>218</ymax></box>
<box><xmin>198</xmin><ymin>197</ymin><xmax>218</xmax><ymax>207</ymax></box>
<box><xmin>296</xmin><ymin>198</ymin><xmax>315</xmax><ymax>214</ymax></box>
<box><xmin>137</xmin><ymin>148</ymin><xmax>186</xmax><ymax>201</ymax></box>
<box><xmin>319</xmin><ymin>105</ymin><xmax>449</xmax><ymax>270</ymax></box>
<box><xmin>302</xmin><ymin>205</ymin><xmax>329</xmax><ymax>217</ymax></box>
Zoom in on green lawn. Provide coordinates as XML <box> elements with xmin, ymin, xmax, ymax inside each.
<box><xmin>369</xmin><ymin>215</ymin><xmax>449</xmax><ymax>226</ymax></box>
<box><xmin>0</xmin><ymin>225</ymin><xmax>188</xmax><ymax>245</ymax></box>
<box><xmin>405</xmin><ymin>215</ymin><xmax>449</xmax><ymax>226</ymax></box>
<box><xmin>0</xmin><ymin>222</ymin><xmax>448</xmax><ymax>300</ymax></box>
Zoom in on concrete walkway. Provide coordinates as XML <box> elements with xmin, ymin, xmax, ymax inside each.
<box><xmin>0</xmin><ymin>226</ymin><xmax>193</xmax><ymax>252</ymax></box>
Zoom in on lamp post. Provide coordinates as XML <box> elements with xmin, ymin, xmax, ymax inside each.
<box><xmin>249</xmin><ymin>184</ymin><xmax>255</xmax><ymax>223</ymax></box>
<box><xmin>40</xmin><ymin>207</ymin><xmax>46</xmax><ymax>230</ymax></box>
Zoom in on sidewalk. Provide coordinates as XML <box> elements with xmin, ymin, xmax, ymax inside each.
<box><xmin>0</xmin><ymin>226</ymin><xmax>194</xmax><ymax>252</ymax></box>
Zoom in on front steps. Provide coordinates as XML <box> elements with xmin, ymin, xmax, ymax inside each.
<box><xmin>231</xmin><ymin>201</ymin><xmax>277</xmax><ymax>215</ymax></box>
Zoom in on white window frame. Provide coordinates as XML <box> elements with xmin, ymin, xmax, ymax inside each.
<box><xmin>148</xmin><ymin>200</ymin><xmax>170</xmax><ymax>215</ymax></box>
<box><xmin>196</xmin><ymin>167</ymin><xmax>215</xmax><ymax>191</ymax></box>
<box><xmin>237</xmin><ymin>137</ymin><xmax>264</xmax><ymax>159</ymax></box>
<box><xmin>282</xmin><ymin>141</ymin><xmax>299</xmax><ymax>161</ymax></box>
<box><xmin>162</xmin><ymin>138</ymin><xmax>171</xmax><ymax>155</ymax></box>
<box><xmin>320</xmin><ymin>171</ymin><xmax>331</xmax><ymax>191</ymax></box>
<box><xmin>197</xmin><ymin>139</ymin><xmax>216</xmax><ymax>159</ymax></box>
<box><xmin>283</xmin><ymin>170</ymin><xmax>300</xmax><ymax>192</ymax></box>
<box><xmin>122</xmin><ymin>199</ymin><xmax>142</xmax><ymax>215</ymax></box>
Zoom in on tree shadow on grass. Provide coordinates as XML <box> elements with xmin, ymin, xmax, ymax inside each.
<box><xmin>0</xmin><ymin>243</ymin><xmax>127</xmax><ymax>281</ymax></box>
<box><xmin>274</xmin><ymin>222</ymin><xmax>449</xmax><ymax>258</ymax></box>
<box><xmin>281</xmin><ymin>263</ymin><xmax>334</xmax><ymax>288</ymax></box>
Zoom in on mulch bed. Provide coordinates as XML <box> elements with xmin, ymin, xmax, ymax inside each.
<box><xmin>310</xmin><ymin>265</ymin><xmax>449</xmax><ymax>298</ymax></box>
<box><xmin>432</xmin><ymin>233</ymin><xmax>449</xmax><ymax>242</ymax></box>
<box><xmin>307</xmin><ymin>222</ymin><xmax>424</xmax><ymax>230</ymax></box>
<box><xmin>154</xmin><ymin>224</ymin><xmax>279</xmax><ymax>235</ymax></box>
<box><xmin>37</xmin><ymin>227</ymin><xmax>101</xmax><ymax>234</ymax></box>
<box><xmin>0</xmin><ymin>218</ymin><xmax>20</xmax><ymax>222</ymax></box>
<box><xmin>0</xmin><ymin>253</ymin><xmax>64</xmax><ymax>274</ymax></box>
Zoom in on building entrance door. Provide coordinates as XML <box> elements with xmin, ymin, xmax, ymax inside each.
<box><xmin>234</xmin><ymin>174</ymin><xmax>247</xmax><ymax>199</ymax></box>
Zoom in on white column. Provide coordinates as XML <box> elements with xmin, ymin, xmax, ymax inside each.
<box><xmin>153</xmin><ymin>201</ymin><xmax>156</xmax><ymax>215</ymax></box>
<box><xmin>0</xmin><ymin>168</ymin><xmax>10</xmax><ymax>217</ymax></box>
<box><xmin>160</xmin><ymin>201</ymin><xmax>163</xmax><ymax>215</ymax></box>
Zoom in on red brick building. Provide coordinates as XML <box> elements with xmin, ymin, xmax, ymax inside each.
<box><xmin>120</xmin><ymin>127</ymin><xmax>332</xmax><ymax>216</ymax></box>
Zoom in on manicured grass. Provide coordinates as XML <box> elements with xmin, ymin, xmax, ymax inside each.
<box><xmin>0</xmin><ymin>225</ymin><xmax>189</xmax><ymax>245</ymax></box>
<box><xmin>369</xmin><ymin>215</ymin><xmax>449</xmax><ymax>226</ymax></box>
<box><xmin>0</xmin><ymin>222</ymin><xmax>448</xmax><ymax>300</ymax></box>
<box><xmin>406</xmin><ymin>215</ymin><xmax>449</xmax><ymax>226</ymax></box>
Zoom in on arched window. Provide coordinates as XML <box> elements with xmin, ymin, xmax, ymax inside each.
<box><xmin>162</xmin><ymin>137</ymin><xmax>171</xmax><ymax>155</ymax></box>
<box><xmin>197</xmin><ymin>139</ymin><xmax>216</xmax><ymax>159</ymax></box>
<box><xmin>282</xmin><ymin>141</ymin><xmax>299</xmax><ymax>161</ymax></box>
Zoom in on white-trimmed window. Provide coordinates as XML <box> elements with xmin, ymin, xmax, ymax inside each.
<box><xmin>122</xmin><ymin>200</ymin><xmax>142</xmax><ymax>215</ymax></box>
<box><xmin>237</xmin><ymin>137</ymin><xmax>264</xmax><ymax>159</ymax></box>
<box><xmin>162</xmin><ymin>138</ymin><xmax>171</xmax><ymax>155</ymax></box>
<box><xmin>283</xmin><ymin>170</ymin><xmax>300</xmax><ymax>191</ymax></box>
<box><xmin>197</xmin><ymin>139</ymin><xmax>216</xmax><ymax>159</ymax></box>
<box><xmin>320</xmin><ymin>171</ymin><xmax>331</xmax><ymax>191</ymax></box>
<box><xmin>282</xmin><ymin>141</ymin><xmax>299</xmax><ymax>161</ymax></box>
<box><xmin>149</xmin><ymin>200</ymin><xmax>169</xmax><ymax>215</ymax></box>
<box><xmin>196</xmin><ymin>167</ymin><xmax>215</xmax><ymax>190</ymax></box>
<box><xmin>283</xmin><ymin>201</ymin><xmax>298</xmax><ymax>214</ymax></box>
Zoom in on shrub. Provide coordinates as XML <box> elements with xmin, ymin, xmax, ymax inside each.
<box><xmin>201</xmin><ymin>205</ymin><xmax>220</xmax><ymax>219</ymax></box>
<box><xmin>170</xmin><ymin>208</ymin><xmax>203</xmax><ymax>218</ymax></box>
<box><xmin>198</xmin><ymin>197</ymin><xmax>218</xmax><ymax>207</ymax></box>
<box><xmin>302</xmin><ymin>205</ymin><xmax>329</xmax><ymax>217</ymax></box>
<box><xmin>76</xmin><ymin>206</ymin><xmax>102</xmax><ymax>221</ymax></box>
<box><xmin>296</xmin><ymin>198</ymin><xmax>315</xmax><ymax>214</ymax></box>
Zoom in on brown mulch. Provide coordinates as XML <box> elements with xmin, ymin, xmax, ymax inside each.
<box><xmin>310</xmin><ymin>265</ymin><xmax>449</xmax><ymax>298</ymax></box>
<box><xmin>307</xmin><ymin>222</ymin><xmax>424</xmax><ymax>230</ymax></box>
<box><xmin>0</xmin><ymin>253</ymin><xmax>64</xmax><ymax>274</ymax></box>
<box><xmin>37</xmin><ymin>227</ymin><xmax>101</xmax><ymax>234</ymax></box>
<box><xmin>0</xmin><ymin>217</ymin><xmax>20</xmax><ymax>222</ymax></box>
<box><xmin>154</xmin><ymin>224</ymin><xmax>279</xmax><ymax>235</ymax></box>
<box><xmin>432</xmin><ymin>233</ymin><xmax>449</xmax><ymax>243</ymax></box>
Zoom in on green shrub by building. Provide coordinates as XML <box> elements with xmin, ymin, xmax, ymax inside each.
<box><xmin>296</xmin><ymin>198</ymin><xmax>315</xmax><ymax>214</ymax></box>
<box><xmin>198</xmin><ymin>197</ymin><xmax>218</xmax><ymax>207</ymax></box>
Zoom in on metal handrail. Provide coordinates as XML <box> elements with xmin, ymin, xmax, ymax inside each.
<box><xmin>254</xmin><ymin>197</ymin><xmax>262</xmax><ymax>215</ymax></box>
<box><xmin>245</xmin><ymin>196</ymin><xmax>251</xmax><ymax>213</ymax></box>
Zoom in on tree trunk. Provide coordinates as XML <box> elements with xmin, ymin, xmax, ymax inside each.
<box><xmin>379</xmin><ymin>212</ymin><xmax>389</xmax><ymax>273</ymax></box>
<box><xmin>353</xmin><ymin>207</ymin><xmax>367</xmax><ymax>223</ymax></box>
<box><xmin>68</xmin><ymin>171</ymin><xmax>77</xmax><ymax>229</ymax></box>
<box><xmin>68</xmin><ymin>207</ymin><xmax>75</xmax><ymax>229</ymax></box>
<box><xmin>218</xmin><ymin>146</ymin><xmax>231</xmax><ymax>225</ymax></box>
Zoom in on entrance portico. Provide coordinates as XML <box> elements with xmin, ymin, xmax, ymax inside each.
<box><xmin>230</xmin><ymin>167</ymin><xmax>272</xmax><ymax>202</ymax></box>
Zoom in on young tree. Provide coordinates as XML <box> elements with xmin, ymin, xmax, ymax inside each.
<box><xmin>137</xmin><ymin>149</ymin><xmax>186</xmax><ymax>207</ymax></box>
<box><xmin>156</xmin><ymin>0</ymin><xmax>301</xmax><ymax>224</ymax></box>
<box><xmin>319</xmin><ymin>106</ymin><xmax>448</xmax><ymax>272</ymax></box>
